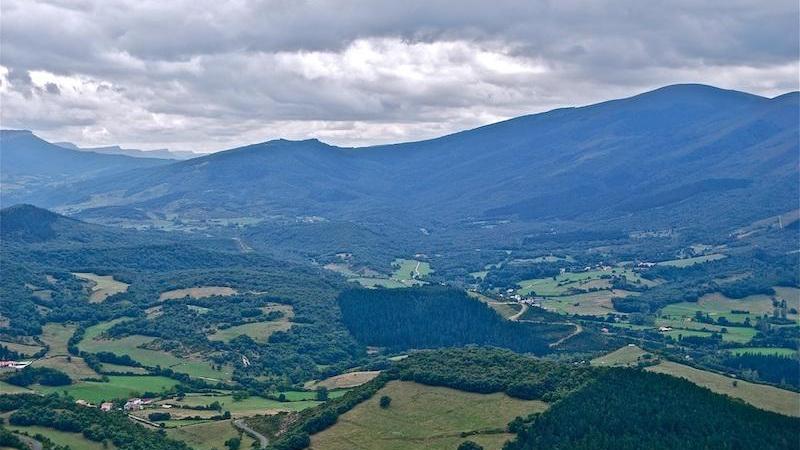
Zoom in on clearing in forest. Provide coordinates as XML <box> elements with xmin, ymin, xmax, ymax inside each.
<box><xmin>73</xmin><ymin>272</ymin><xmax>129</xmax><ymax>302</ymax></box>
<box><xmin>159</xmin><ymin>286</ymin><xmax>238</xmax><ymax>301</ymax></box>
<box><xmin>306</xmin><ymin>371</ymin><xmax>381</xmax><ymax>390</ymax></box>
<box><xmin>309</xmin><ymin>381</ymin><xmax>548</xmax><ymax>450</ymax></box>
<box><xmin>78</xmin><ymin>319</ymin><xmax>231</xmax><ymax>381</ymax></box>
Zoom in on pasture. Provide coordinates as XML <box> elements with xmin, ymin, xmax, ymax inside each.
<box><xmin>159</xmin><ymin>286</ymin><xmax>238</xmax><ymax>301</ymax></box>
<box><xmin>166</xmin><ymin>420</ymin><xmax>256</xmax><ymax>450</ymax></box>
<box><xmin>5</xmin><ymin>424</ymin><xmax>114</xmax><ymax>450</ymax></box>
<box><xmin>646</xmin><ymin>361</ymin><xmax>800</xmax><ymax>417</ymax></box>
<box><xmin>656</xmin><ymin>254</ymin><xmax>727</xmax><ymax>267</ymax></box>
<box><xmin>40</xmin><ymin>323</ymin><xmax>76</xmax><ymax>355</ymax></box>
<box><xmin>162</xmin><ymin>393</ymin><xmax>323</xmax><ymax>417</ymax></box>
<box><xmin>726</xmin><ymin>347</ymin><xmax>798</xmax><ymax>356</ymax></box>
<box><xmin>306</xmin><ymin>371</ymin><xmax>381</xmax><ymax>389</ymax></box>
<box><xmin>591</xmin><ymin>345</ymin><xmax>652</xmax><ymax>367</ymax></box>
<box><xmin>0</xmin><ymin>340</ymin><xmax>43</xmax><ymax>357</ymax></box>
<box><xmin>0</xmin><ymin>380</ymin><xmax>34</xmax><ymax>394</ymax></box>
<box><xmin>30</xmin><ymin>355</ymin><xmax>98</xmax><ymax>380</ymax></box>
<box><xmin>309</xmin><ymin>381</ymin><xmax>548</xmax><ymax>450</ymax></box>
<box><xmin>539</xmin><ymin>290</ymin><xmax>635</xmax><ymax>316</ymax></box>
<box><xmin>208</xmin><ymin>320</ymin><xmax>292</xmax><ymax>343</ymax></box>
<box><xmin>37</xmin><ymin>375</ymin><xmax>178</xmax><ymax>403</ymax></box>
<box><xmin>392</xmin><ymin>258</ymin><xmax>432</xmax><ymax>281</ymax></box>
<box><xmin>351</xmin><ymin>277</ymin><xmax>408</xmax><ymax>289</ymax></box>
<box><xmin>488</xmin><ymin>302</ymin><xmax>522</xmax><ymax>319</ymax></box>
<box><xmin>79</xmin><ymin>320</ymin><xmax>231</xmax><ymax>381</ymax></box>
<box><xmin>660</xmin><ymin>290</ymin><xmax>799</xmax><ymax>325</ymax></box>
<box><xmin>516</xmin><ymin>268</ymin><xmax>650</xmax><ymax>297</ymax></box>
<box><xmin>72</xmin><ymin>272</ymin><xmax>129</xmax><ymax>302</ymax></box>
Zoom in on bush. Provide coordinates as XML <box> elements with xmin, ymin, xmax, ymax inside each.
<box><xmin>379</xmin><ymin>395</ymin><xmax>391</xmax><ymax>408</ymax></box>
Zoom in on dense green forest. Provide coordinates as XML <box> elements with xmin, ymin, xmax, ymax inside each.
<box><xmin>338</xmin><ymin>287</ymin><xmax>572</xmax><ymax>353</ymax></box>
<box><xmin>389</xmin><ymin>347</ymin><xmax>596</xmax><ymax>401</ymax></box>
<box><xmin>504</xmin><ymin>369</ymin><xmax>799</xmax><ymax>450</ymax></box>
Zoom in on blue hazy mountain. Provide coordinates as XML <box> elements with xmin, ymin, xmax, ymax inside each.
<box><xmin>54</xmin><ymin>141</ymin><xmax>201</xmax><ymax>160</ymax></box>
<box><xmin>10</xmin><ymin>84</ymin><xmax>799</xmax><ymax>234</ymax></box>
<box><xmin>0</xmin><ymin>130</ymin><xmax>172</xmax><ymax>205</ymax></box>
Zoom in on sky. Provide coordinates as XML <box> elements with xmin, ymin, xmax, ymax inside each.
<box><xmin>1</xmin><ymin>1</ymin><xmax>798</xmax><ymax>153</ymax></box>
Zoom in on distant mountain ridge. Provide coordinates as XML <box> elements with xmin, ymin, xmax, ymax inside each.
<box><xmin>54</xmin><ymin>141</ymin><xmax>201</xmax><ymax>160</ymax></box>
<box><xmin>0</xmin><ymin>130</ymin><xmax>173</xmax><ymax>206</ymax></box>
<box><xmin>5</xmin><ymin>84</ymin><xmax>799</xmax><ymax>237</ymax></box>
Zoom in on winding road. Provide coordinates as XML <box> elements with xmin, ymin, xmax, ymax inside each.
<box><xmin>234</xmin><ymin>418</ymin><xmax>269</xmax><ymax>449</ymax></box>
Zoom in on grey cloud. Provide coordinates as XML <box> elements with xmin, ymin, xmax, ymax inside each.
<box><xmin>0</xmin><ymin>0</ymin><xmax>797</xmax><ymax>151</ymax></box>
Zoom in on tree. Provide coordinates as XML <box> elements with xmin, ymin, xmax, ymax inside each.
<box><xmin>315</xmin><ymin>386</ymin><xmax>329</xmax><ymax>401</ymax></box>
<box><xmin>379</xmin><ymin>395</ymin><xmax>391</xmax><ymax>408</ymax></box>
<box><xmin>458</xmin><ymin>441</ymin><xmax>484</xmax><ymax>450</ymax></box>
<box><xmin>224</xmin><ymin>437</ymin><xmax>241</xmax><ymax>450</ymax></box>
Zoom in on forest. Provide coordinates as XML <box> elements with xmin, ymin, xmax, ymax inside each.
<box><xmin>338</xmin><ymin>287</ymin><xmax>573</xmax><ymax>354</ymax></box>
<box><xmin>504</xmin><ymin>369</ymin><xmax>799</xmax><ymax>450</ymax></box>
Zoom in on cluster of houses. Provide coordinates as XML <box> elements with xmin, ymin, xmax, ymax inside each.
<box><xmin>0</xmin><ymin>360</ymin><xmax>32</xmax><ymax>369</ymax></box>
<box><xmin>70</xmin><ymin>397</ymin><xmax>158</xmax><ymax>413</ymax></box>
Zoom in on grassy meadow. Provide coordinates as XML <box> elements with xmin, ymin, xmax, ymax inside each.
<box><xmin>37</xmin><ymin>375</ymin><xmax>179</xmax><ymax>403</ymax></box>
<box><xmin>72</xmin><ymin>272</ymin><xmax>129</xmax><ymax>302</ymax></box>
<box><xmin>79</xmin><ymin>319</ymin><xmax>231</xmax><ymax>381</ymax></box>
<box><xmin>309</xmin><ymin>381</ymin><xmax>548</xmax><ymax>450</ymax></box>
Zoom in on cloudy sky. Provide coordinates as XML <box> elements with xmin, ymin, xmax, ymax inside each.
<box><xmin>1</xmin><ymin>1</ymin><xmax>798</xmax><ymax>152</ymax></box>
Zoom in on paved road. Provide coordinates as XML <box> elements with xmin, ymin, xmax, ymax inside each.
<box><xmin>234</xmin><ymin>418</ymin><xmax>268</xmax><ymax>449</ymax></box>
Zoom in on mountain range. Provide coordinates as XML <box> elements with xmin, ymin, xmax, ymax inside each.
<box><xmin>53</xmin><ymin>141</ymin><xmax>201</xmax><ymax>160</ymax></box>
<box><xmin>2</xmin><ymin>84</ymin><xmax>797</xmax><ymax>241</ymax></box>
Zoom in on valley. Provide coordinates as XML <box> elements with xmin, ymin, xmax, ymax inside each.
<box><xmin>0</xmin><ymin>85</ymin><xmax>798</xmax><ymax>450</ymax></box>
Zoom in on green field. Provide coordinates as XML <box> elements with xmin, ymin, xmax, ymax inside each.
<box><xmin>660</xmin><ymin>290</ymin><xmax>799</xmax><ymax>325</ymax></box>
<box><xmin>392</xmin><ymin>258</ymin><xmax>432</xmax><ymax>280</ymax></box>
<box><xmin>166</xmin><ymin>420</ymin><xmax>256</xmax><ymax>450</ymax></box>
<box><xmin>208</xmin><ymin>320</ymin><xmax>292</xmax><ymax>344</ymax></box>
<box><xmin>656</xmin><ymin>254</ymin><xmax>727</xmax><ymax>267</ymax></box>
<box><xmin>100</xmin><ymin>362</ymin><xmax>150</xmax><ymax>374</ymax></box>
<box><xmin>79</xmin><ymin>319</ymin><xmax>231</xmax><ymax>381</ymax></box>
<box><xmin>591</xmin><ymin>345</ymin><xmax>652</xmax><ymax>367</ymax></box>
<box><xmin>37</xmin><ymin>375</ymin><xmax>178</xmax><ymax>403</ymax></box>
<box><xmin>655</xmin><ymin>318</ymin><xmax>758</xmax><ymax>344</ymax></box>
<box><xmin>351</xmin><ymin>277</ymin><xmax>408</xmax><ymax>289</ymax></box>
<box><xmin>161</xmin><ymin>393</ymin><xmax>324</xmax><ymax>417</ymax></box>
<box><xmin>30</xmin><ymin>355</ymin><xmax>99</xmax><ymax>380</ymax></box>
<box><xmin>73</xmin><ymin>272</ymin><xmax>129</xmax><ymax>303</ymax></box>
<box><xmin>309</xmin><ymin>381</ymin><xmax>548</xmax><ymax>450</ymax></box>
<box><xmin>0</xmin><ymin>340</ymin><xmax>43</xmax><ymax>357</ymax></box>
<box><xmin>538</xmin><ymin>290</ymin><xmax>636</xmax><ymax>316</ymax></box>
<box><xmin>6</xmin><ymin>424</ymin><xmax>115</xmax><ymax>450</ymax></box>
<box><xmin>40</xmin><ymin>323</ymin><xmax>77</xmax><ymax>355</ymax></box>
<box><xmin>646</xmin><ymin>361</ymin><xmax>800</xmax><ymax>417</ymax></box>
<box><xmin>159</xmin><ymin>286</ymin><xmax>238</xmax><ymax>301</ymax></box>
<box><xmin>488</xmin><ymin>302</ymin><xmax>522</xmax><ymax>319</ymax></box>
<box><xmin>726</xmin><ymin>347</ymin><xmax>798</xmax><ymax>357</ymax></box>
<box><xmin>0</xmin><ymin>380</ymin><xmax>34</xmax><ymax>394</ymax></box>
<box><xmin>349</xmin><ymin>259</ymin><xmax>432</xmax><ymax>289</ymax></box>
<box><xmin>517</xmin><ymin>269</ymin><xmax>650</xmax><ymax>297</ymax></box>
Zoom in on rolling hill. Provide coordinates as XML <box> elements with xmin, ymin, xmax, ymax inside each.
<box><xmin>7</xmin><ymin>85</ymin><xmax>799</xmax><ymax>238</ymax></box>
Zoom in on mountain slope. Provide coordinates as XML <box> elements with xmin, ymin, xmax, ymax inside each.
<box><xmin>13</xmin><ymin>84</ymin><xmax>800</xmax><ymax>236</ymax></box>
<box><xmin>0</xmin><ymin>130</ymin><xmax>172</xmax><ymax>205</ymax></box>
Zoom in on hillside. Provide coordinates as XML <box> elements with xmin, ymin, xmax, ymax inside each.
<box><xmin>16</xmin><ymin>84</ymin><xmax>796</xmax><ymax>240</ymax></box>
<box><xmin>0</xmin><ymin>130</ymin><xmax>171</xmax><ymax>205</ymax></box>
